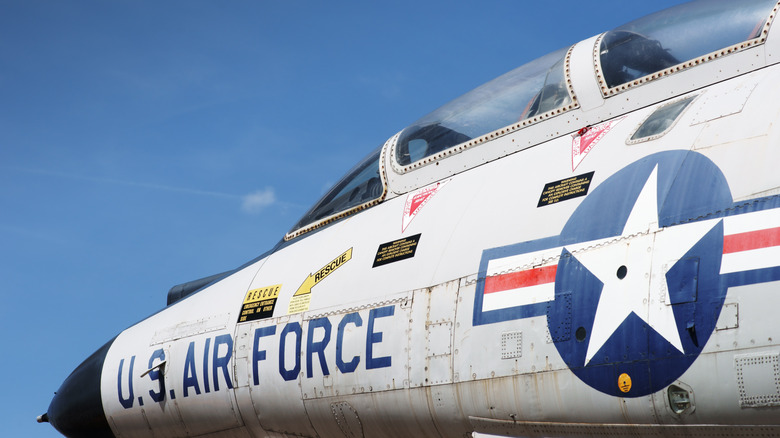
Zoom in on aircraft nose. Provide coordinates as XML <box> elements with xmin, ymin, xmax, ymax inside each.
<box><xmin>46</xmin><ymin>338</ymin><xmax>116</xmax><ymax>438</ymax></box>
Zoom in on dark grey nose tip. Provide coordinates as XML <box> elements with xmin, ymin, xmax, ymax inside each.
<box><xmin>46</xmin><ymin>338</ymin><xmax>116</xmax><ymax>438</ymax></box>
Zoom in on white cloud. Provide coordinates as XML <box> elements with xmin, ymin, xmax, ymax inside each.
<box><xmin>242</xmin><ymin>187</ymin><xmax>276</xmax><ymax>213</ymax></box>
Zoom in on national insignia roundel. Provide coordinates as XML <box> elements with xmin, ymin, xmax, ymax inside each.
<box><xmin>474</xmin><ymin>151</ymin><xmax>741</xmax><ymax>397</ymax></box>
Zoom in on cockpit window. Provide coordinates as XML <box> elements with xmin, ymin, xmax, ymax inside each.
<box><xmin>394</xmin><ymin>46</ymin><xmax>576</xmax><ymax>169</ymax></box>
<box><xmin>598</xmin><ymin>0</ymin><xmax>777</xmax><ymax>95</ymax></box>
<box><xmin>285</xmin><ymin>146</ymin><xmax>385</xmax><ymax>240</ymax></box>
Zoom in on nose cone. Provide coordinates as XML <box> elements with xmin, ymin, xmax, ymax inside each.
<box><xmin>47</xmin><ymin>338</ymin><xmax>116</xmax><ymax>438</ymax></box>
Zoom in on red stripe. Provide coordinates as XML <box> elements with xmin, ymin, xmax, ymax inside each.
<box><xmin>484</xmin><ymin>265</ymin><xmax>557</xmax><ymax>294</ymax></box>
<box><xmin>723</xmin><ymin>227</ymin><xmax>780</xmax><ymax>254</ymax></box>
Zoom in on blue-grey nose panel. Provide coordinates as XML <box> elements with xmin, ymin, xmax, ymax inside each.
<box><xmin>47</xmin><ymin>338</ymin><xmax>116</xmax><ymax>438</ymax></box>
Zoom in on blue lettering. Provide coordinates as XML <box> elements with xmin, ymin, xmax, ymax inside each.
<box><xmin>212</xmin><ymin>334</ymin><xmax>234</xmax><ymax>391</ymax></box>
<box><xmin>366</xmin><ymin>306</ymin><xmax>394</xmax><ymax>369</ymax></box>
<box><xmin>279</xmin><ymin>322</ymin><xmax>302</xmax><ymax>381</ymax></box>
<box><xmin>267</xmin><ymin>306</ymin><xmax>396</xmax><ymax>382</ymax></box>
<box><xmin>148</xmin><ymin>349</ymin><xmax>166</xmax><ymax>403</ymax></box>
<box><xmin>203</xmin><ymin>337</ymin><xmax>211</xmax><ymax>393</ymax></box>
<box><xmin>336</xmin><ymin>312</ymin><xmax>362</xmax><ymax>373</ymax></box>
<box><xmin>307</xmin><ymin>317</ymin><xmax>332</xmax><ymax>378</ymax></box>
<box><xmin>253</xmin><ymin>326</ymin><xmax>276</xmax><ymax>386</ymax></box>
<box><xmin>183</xmin><ymin>341</ymin><xmax>201</xmax><ymax>397</ymax></box>
<box><xmin>117</xmin><ymin>356</ymin><xmax>135</xmax><ymax>409</ymax></box>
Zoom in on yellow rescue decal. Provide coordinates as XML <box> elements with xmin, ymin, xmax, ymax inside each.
<box><xmin>288</xmin><ymin>248</ymin><xmax>353</xmax><ymax>314</ymax></box>
<box><xmin>238</xmin><ymin>284</ymin><xmax>282</xmax><ymax>323</ymax></box>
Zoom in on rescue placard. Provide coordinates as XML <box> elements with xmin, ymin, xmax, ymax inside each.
<box><xmin>238</xmin><ymin>284</ymin><xmax>282</xmax><ymax>323</ymax></box>
<box><xmin>537</xmin><ymin>172</ymin><xmax>594</xmax><ymax>207</ymax></box>
<box><xmin>288</xmin><ymin>248</ymin><xmax>353</xmax><ymax>314</ymax></box>
<box><xmin>373</xmin><ymin>234</ymin><xmax>421</xmax><ymax>267</ymax></box>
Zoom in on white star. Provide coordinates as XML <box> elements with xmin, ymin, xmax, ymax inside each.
<box><xmin>568</xmin><ymin>166</ymin><xmax>720</xmax><ymax>365</ymax></box>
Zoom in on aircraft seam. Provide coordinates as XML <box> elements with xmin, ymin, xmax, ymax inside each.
<box><xmin>480</xmin><ymin>231</ymin><xmax>650</xmax><ymax>283</ymax></box>
<box><xmin>305</xmin><ymin>296</ymin><xmax>408</xmax><ymax>319</ymax></box>
<box><xmin>476</xmin><ymin>194</ymin><xmax>780</xmax><ymax>285</ymax></box>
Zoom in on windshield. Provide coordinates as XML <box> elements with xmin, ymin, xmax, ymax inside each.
<box><xmin>599</xmin><ymin>0</ymin><xmax>776</xmax><ymax>92</ymax></box>
<box><xmin>395</xmin><ymin>46</ymin><xmax>574</xmax><ymax>167</ymax></box>
<box><xmin>287</xmin><ymin>146</ymin><xmax>384</xmax><ymax>239</ymax></box>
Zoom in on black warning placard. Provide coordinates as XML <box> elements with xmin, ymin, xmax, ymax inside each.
<box><xmin>373</xmin><ymin>234</ymin><xmax>422</xmax><ymax>268</ymax></box>
<box><xmin>537</xmin><ymin>171</ymin><xmax>595</xmax><ymax>207</ymax></box>
<box><xmin>237</xmin><ymin>284</ymin><xmax>281</xmax><ymax>323</ymax></box>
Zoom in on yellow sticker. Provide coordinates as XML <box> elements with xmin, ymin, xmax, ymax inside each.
<box><xmin>237</xmin><ymin>284</ymin><xmax>282</xmax><ymax>323</ymax></box>
<box><xmin>618</xmin><ymin>373</ymin><xmax>632</xmax><ymax>393</ymax></box>
<box><xmin>288</xmin><ymin>248</ymin><xmax>353</xmax><ymax>314</ymax></box>
<box><xmin>287</xmin><ymin>293</ymin><xmax>311</xmax><ymax>315</ymax></box>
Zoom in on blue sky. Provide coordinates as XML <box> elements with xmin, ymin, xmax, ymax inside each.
<box><xmin>1</xmin><ymin>1</ymin><xmax>689</xmax><ymax>436</ymax></box>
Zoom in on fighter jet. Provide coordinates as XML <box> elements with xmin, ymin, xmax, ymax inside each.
<box><xmin>40</xmin><ymin>0</ymin><xmax>780</xmax><ymax>436</ymax></box>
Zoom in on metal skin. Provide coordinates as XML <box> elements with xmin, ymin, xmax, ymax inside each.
<box><xmin>46</xmin><ymin>2</ymin><xmax>780</xmax><ymax>438</ymax></box>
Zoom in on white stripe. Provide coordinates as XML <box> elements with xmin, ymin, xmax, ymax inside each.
<box><xmin>482</xmin><ymin>283</ymin><xmax>556</xmax><ymax>311</ymax></box>
<box><xmin>723</xmin><ymin>208</ymin><xmax>780</xmax><ymax>236</ymax></box>
<box><xmin>721</xmin><ymin>246</ymin><xmax>780</xmax><ymax>274</ymax></box>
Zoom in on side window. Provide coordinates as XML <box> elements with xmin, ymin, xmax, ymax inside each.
<box><xmin>628</xmin><ymin>95</ymin><xmax>697</xmax><ymax>143</ymax></box>
<box><xmin>286</xmin><ymin>147</ymin><xmax>384</xmax><ymax>240</ymax></box>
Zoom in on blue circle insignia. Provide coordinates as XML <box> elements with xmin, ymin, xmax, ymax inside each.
<box><xmin>546</xmin><ymin>151</ymin><xmax>732</xmax><ymax>397</ymax></box>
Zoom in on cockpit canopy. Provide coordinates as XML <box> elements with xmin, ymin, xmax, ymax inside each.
<box><xmin>598</xmin><ymin>0</ymin><xmax>774</xmax><ymax>93</ymax></box>
<box><xmin>286</xmin><ymin>0</ymin><xmax>779</xmax><ymax>241</ymax></box>
<box><xmin>286</xmin><ymin>147</ymin><xmax>384</xmax><ymax>240</ymax></box>
<box><xmin>394</xmin><ymin>46</ymin><xmax>575</xmax><ymax>168</ymax></box>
